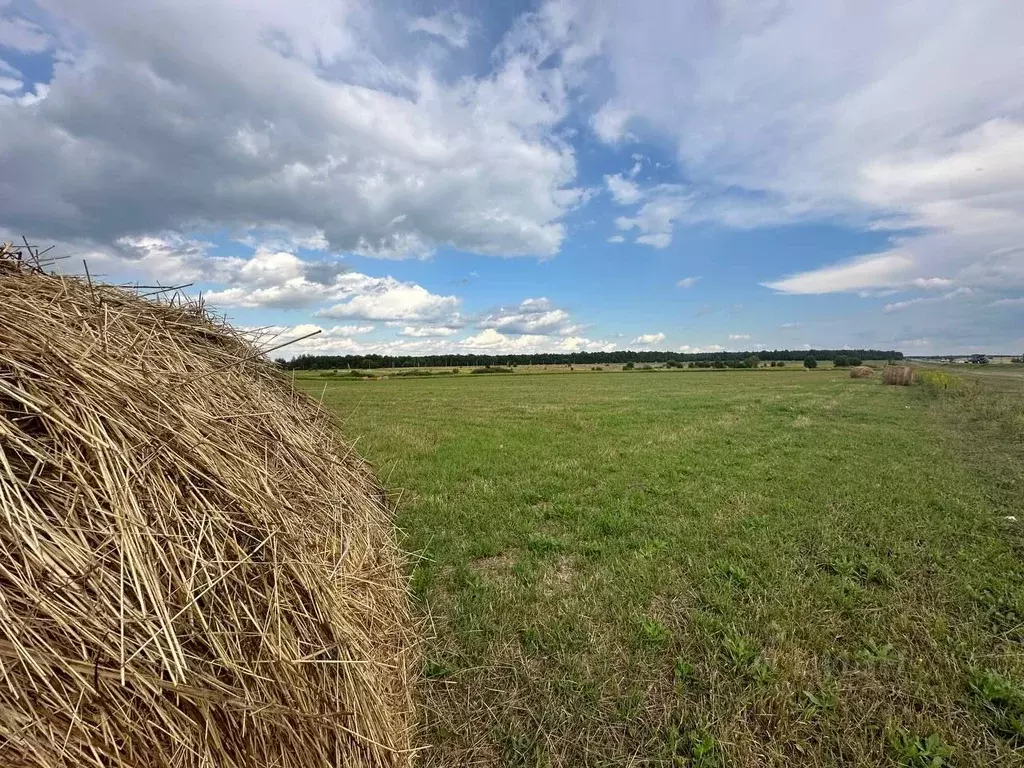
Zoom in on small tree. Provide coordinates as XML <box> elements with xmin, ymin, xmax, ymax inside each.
<box><xmin>623</xmin><ymin>362</ymin><xmax>634</xmax><ymax>370</ymax></box>
<box><xmin>803</xmin><ymin>356</ymin><xmax>818</xmax><ymax>369</ymax></box>
<box><xmin>745</xmin><ymin>355</ymin><xmax>761</xmax><ymax>369</ymax></box>
<box><xmin>776</xmin><ymin>361</ymin><xmax>785</xmax><ymax>368</ymax></box>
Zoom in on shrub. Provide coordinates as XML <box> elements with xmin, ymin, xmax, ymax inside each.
<box><xmin>471</xmin><ymin>365</ymin><xmax>513</xmax><ymax>374</ymax></box>
<box><xmin>623</xmin><ymin>362</ymin><xmax>635</xmax><ymax>370</ymax></box>
<box><xmin>776</xmin><ymin>361</ymin><xmax>785</xmax><ymax>368</ymax></box>
<box><xmin>745</xmin><ymin>355</ymin><xmax>761</xmax><ymax>369</ymax></box>
<box><xmin>917</xmin><ymin>369</ymin><xmax>959</xmax><ymax>392</ymax></box>
<box><xmin>803</xmin><ymin>356</ymin><xmax>818</xmax><ymax>369</ymax></box>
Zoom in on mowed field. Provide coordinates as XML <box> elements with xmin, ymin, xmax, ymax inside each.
<box><xmin>297</xmin><ymin>368</ymin><xmax>1024</xmax><ymax>767</ymax></box>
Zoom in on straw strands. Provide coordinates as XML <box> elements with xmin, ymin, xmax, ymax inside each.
<box><xmin>882</xmin><ymin>365</ymin><xmax>914</xmax><ymax>386</ymax></box>
<box><xmin>0</xmin><ymin>246</ymin><xmax>415</xmax><ymax>767</ymax></box>
<box><xmin>849</xmin><ymin>366</ymin><xmax>873</xmax><ymax>379</ymax></box>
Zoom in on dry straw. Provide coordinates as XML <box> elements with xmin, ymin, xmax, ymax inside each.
<box><xmin>849</xmin><ymin>365</ymin><xmax>873</xmax><ymax>379</ymax></box>
<box><xmin>0</xmin><ymin>244</ymin><xmax>415</xmax><ymax>767</ymax></box>
<box><xmin>882</xmin><ymin>365</ymin><xmax>914</xmax><ymax>386</ymax></box>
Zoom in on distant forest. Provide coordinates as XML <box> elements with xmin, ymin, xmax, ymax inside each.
<box><xmin>277</xmin><ymin>348</ymin><xmax>904</xmax><ymax>370</ymax></box>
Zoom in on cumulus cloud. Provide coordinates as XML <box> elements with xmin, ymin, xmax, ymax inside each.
<box><xmin>568</xmin><ymin>0</ymin><xmax>1024</xmax><ymax>291</ymax></box>
<box><xmin>679</xmin><ymin>344</ymin><xmax>724</xmax><ymax>353</ymax></box>
<box><xmin>398</xmin><ymin>325</ymin><xmax>460</xmax><ymax>337</ymax></box>
<box><xmin>477</xmin><ymin>297</ymin><xmax>581</xmax><ymax>336</ymax></box>
<box><xmin>101</xmin><ymin>239</ymin><xmax>465</xmax><ymax>327</ymax></box>
<box><xmin>604</xmin><ymin>173</ymin><xmax>642</xmax><ymax>204</ymax></box>
<box><xmin>615</xmin><ymin>187</ymin><xmax>691</xmax><ymax>248</ymax></box>
<box><xmin>631</xmin><ymin>332</ymin><xmax>665</xmax><ymax>345</ymax></box>
<box><xmin>676</xmin><ymin>276</ymin><xmax>699</xmax><ymax>288</ymax></box>
<box><xmin>591</xmin><ymin>103</ymin><xmax>631</xmax><ymax>143</ymax></box>
<box><xmin>461</xmin><ymin>328</ymin><xmax>613</xmax><ymax>354</ymax></box>
<box><xmin>0</xmin><ymin>0</ymin><xmax>587</xmax><ymax>260</ymax></box>
<box><xmin>315</xmin><ymin>280</ymin><xmax>460</xmax><ymax>323</ymax></box>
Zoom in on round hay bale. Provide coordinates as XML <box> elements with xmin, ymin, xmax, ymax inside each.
<box><xmin>0</xmin><ymin>256</ymin><xmax>414</xmax><ymax>767</ymax></box>
<box><xmin>849</xmin><ymin>365</ymin><xmax>873</xmax><ymax>378</ymax></box>
<box><xmin>882</xmin><ymin>365</ymin><xmax>914</xmax><ymax>386</ymax></box>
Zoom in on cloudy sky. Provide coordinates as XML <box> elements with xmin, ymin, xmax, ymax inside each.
<box><xmin>1</xmin><ymin>0</ymin><xmax>1022</xmax><ymax>357</ymax></box>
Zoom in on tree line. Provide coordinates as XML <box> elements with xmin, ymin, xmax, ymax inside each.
<box><xmin>277</xmin><ymin>348</ymin><xmax>903</xmax><ymax>370</ymax></box>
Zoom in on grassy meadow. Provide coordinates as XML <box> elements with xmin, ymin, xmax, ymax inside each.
<box><xmin>298</xmin><ymin>367</ymin><xmax>1024</xmax><ymax>767</ymax></box>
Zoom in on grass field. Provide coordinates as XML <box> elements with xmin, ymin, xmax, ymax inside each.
<box><xmin>299</xmin><ymin>368</ymin><xmax>1024</xmax><ymax>767</ymax></box>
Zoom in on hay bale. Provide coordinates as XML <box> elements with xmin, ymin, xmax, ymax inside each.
<box><xmin>882</xmin><ymin>365</ymin><xmax>914</xmax><ymax>386</ymax></box>
<box><xmin>0</xmin><ymin>256</ymin><xmax>414</xmax><ymax>767</ymax></box>
<box><xmin>849</xmin><ymin>365</ymin><xmax>873</xmax><ymax>379</ymax></box>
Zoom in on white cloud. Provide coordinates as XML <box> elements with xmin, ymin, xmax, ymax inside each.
<box><xmin>632</xmin><ymin>332</ymin><xmax>665</xmax><ymax>345</ymax></box>
<box><xmin>0</xmin><ymin>76</ymin><xmax>21</xmax><ymax>93</ymax></box>
<box><xmin>678</xmin><ymin>344</ymin><xmax>724</xmax><ymax>353</ymax></box>
<box><xmin>615</xmin><ymin>187</ymin><xmax>691</xmax><ymax>248</ymax></box>
<box><xmin>883</xmin><ymin>286</ymin><xmax>972</xmax><ymax>313</ymax></box>
<box><xmin>570</xmin><ymin>1</ymin><xmax>1024</xmax><ymax>291</ymax></box>
<box><xmin>676</xmin><ymin>276</ymin><xmax>699</xmax><ymax>288</ymax></box>
<box><xmin>607</xmin><ymin>235</ymin><xmax>625</xmax><ymax>243</ymax></box>
<box><xmin>591</xmin><ymin>103</ymin><xmax>631</xmax><ymax>143</ymax></box>
<box><xmin>0</xmin><ymin>0</ymin><xmax>588</xmax><ymax>260</ymax></box>
<box><xmin>408</xmin><ymin>10</ymin><xmax>474</xmax><ymax>48</ymax></box>
<box><xmin>478</xmin><ymin>296</ymin><xmax>581</xmax><ymax>336</ymax></box>
<box><xmin>765</xmin><ymin>252</ymin><xmax>915</xmax><ymax>294</ymax></box>
<box><xmin>103</xmin><ymin>239</ymin><xmax>464</xmax><ymax>325</ymax></box>
<box><xmin>911</xmin><ymin>277</ymin><xmax>956</xmax><ymax>290</ymax></box>
<box><xmin>728</xmin><ymin>334</ymin><xmax>750</xmax><ymax>340</ymax></box>
<box><xmin>316</xmin><ymin>280</ymin><xmax>460</xmax><ymax>322</ymax></box>
<box><xmin>0</xmin><ymin>15</ymin><xmax>52</xmax><ymax>53</ymax></box>
<box><xmin>990</xmin><ymin>297</ymin><xmax>1024</xmax><ymax>307</ymax></box>
<box><xmin>604</xmin><ymin>173</ymin><xmax>642</xmax><ymax>204</ymax></box>
<box><xmin>399</xmin><ymin>325</ymin><xmax>459</xmax><ymax>337</ymax></box>
<box><xmin>460</xmin><ymin>328</ymin><xmax>613</xmax><ymax>354</ymax></box>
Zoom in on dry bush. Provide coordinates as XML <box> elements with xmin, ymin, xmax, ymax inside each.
<box><xmin>850</xmin><ymin>365</ymin><xmax>873</xmax><ymax>378</ymax></box>
<box><xmin>0</xmin><ymin>248</ymin><xmax>414</xmax><ymax>767</ymax></box>
<box><xmin>882</xmin><ymin>365</ymin><xmax>914</xmax><ymax>386</ymax></box>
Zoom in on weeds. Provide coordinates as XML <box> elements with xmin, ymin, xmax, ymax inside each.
<box><xmin>887</xmin><ymin>728</ymin><xmax>953</xmax><ymax>767</ymax></box>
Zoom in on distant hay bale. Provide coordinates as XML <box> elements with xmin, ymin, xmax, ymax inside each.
<box><xmin>882</xmin><ymin>365</ymin><xmax>914</xmax><ymax>386</ymax></box>
<box><xmin>0</xmin><ymin>252</ymin><xmax>414</xmax><ymax>767</ymax></box>
<box><xmin>850</xmin><ymin>365</ymin><xmax>873</xmax><ymax>379</ymax></box>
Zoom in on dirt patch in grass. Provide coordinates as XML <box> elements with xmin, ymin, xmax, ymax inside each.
<box><xmin>541</xmin><ymin>556</ymin><xmax>577</xmax><ymax>595</ymax></box>
<box><xmin>471</xmin><ymin>552</ymin><xmax>515</xmax><ymax>578</ymax></box>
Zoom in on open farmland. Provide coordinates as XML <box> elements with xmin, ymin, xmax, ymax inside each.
<box><xmin>298</xmin><ymin>367</ymin><xmax>1024</xmax><ymax>767</ymax></box>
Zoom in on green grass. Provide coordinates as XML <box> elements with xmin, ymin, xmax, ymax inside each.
<box><xmin>299</xmin><ymin>368</ymin><xmax>1024</xmax><ymax>767</ymax></box>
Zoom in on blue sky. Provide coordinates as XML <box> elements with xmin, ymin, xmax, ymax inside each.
<box><xmin>1</xmin><ymin>0</ymin><xmax>1022</xmax><ymax>357</ymax></box>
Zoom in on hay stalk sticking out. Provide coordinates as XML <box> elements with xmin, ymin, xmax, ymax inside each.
<box><xmin>0</xmin><ymin>251</ymin><xmax>414</xmax><ymax>767</ymax></box>
<box><xmin>882</xmin><ymin>365</ymin><xmax>914</xmax><ymax>386</ymax></box>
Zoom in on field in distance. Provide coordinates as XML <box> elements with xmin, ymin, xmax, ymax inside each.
<box><xmin>293</xmin><ymin>359</ymin><xmax>893</xmax><ymax>378</ymax></box>
<box><xmin>299</xmin><ymin>366</ymin><xmax>1024</xmax><ymax>767</ymax></box>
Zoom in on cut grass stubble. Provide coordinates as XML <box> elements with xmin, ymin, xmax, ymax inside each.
<box><xmin>302</xmin><ymin>367</ymin><xmax>1024</xmax><ymax>767</ymax></box>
